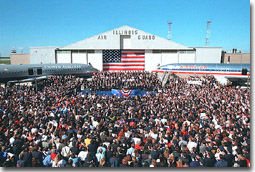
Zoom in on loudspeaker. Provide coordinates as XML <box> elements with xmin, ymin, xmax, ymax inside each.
<box><xmin>242</xmin><ymin>68</ymin><xmax>247</xmax><ymax>75</ymax></box>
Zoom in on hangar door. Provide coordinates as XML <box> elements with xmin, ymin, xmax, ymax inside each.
<box><xmin>56</xmin><ymin>51</ymin><xmax>71</xmax><ymax>63</ymax></box>
<box><xmin>72</xmin><ymin>51</ymin><xmax>87</xmax><ymax>64</ymax></box>
<box><xmin>161</xmin><ymin>50</ymin><xmax>178</xmax><ymax>65</ymax></box>
<box><xmin>120</xmin><ymin>35</ymin><xmax>131</xmax><ymax>49</ymax></box>
<box><xmin>179</xmin><ymin>51</ymin><xmax>196</xmax><ymax>63</ymax></box>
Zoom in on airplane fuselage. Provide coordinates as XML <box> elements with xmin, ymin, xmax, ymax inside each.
<box><xmin>0</xmin><ymin>63</ymin><xmax>98</xmax><ymax>83</ymax></box>
<box><xmin>154</xmin><ymin>63</ymin><xmax>250</xmax><ymax>76</ymax></box>
<box><xmin>153</xmin><ymin>63</ymin><xmax>250</xmax><ymax>85</ymax></box>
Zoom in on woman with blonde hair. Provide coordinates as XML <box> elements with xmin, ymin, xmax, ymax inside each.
<box><xmin>99</xmin><ymin>158</ymin><xmax>106</xmax><ymax>167</ymax></box>
<box><xmin>167</xmin><ymin>154</ymin><xmax>176</xmax><ymax>167</ymax></box>
<box><xmin>176</xmin><ymin>159</ymin><xmax>183</xmax><ymax>167</ymax></box>
<box><xmin>150</xmin><ymin>159</ymin><xmax>157</xmax><ymax>167</ymax></box>
<box><xmin>163</xmin><ymin>149</ymin><xmax>170</xmax><ymax>159</ymax></box>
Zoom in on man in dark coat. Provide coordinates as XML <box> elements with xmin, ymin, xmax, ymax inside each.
<box><xmin>109</xmin><ymin>152</ymin><xmax>119</xmax><ymax>167</ymax></box>
<box><xmin>214</xmin><ymin>154</ymin><xmax>228</xmax><ymax>167</ymax></box>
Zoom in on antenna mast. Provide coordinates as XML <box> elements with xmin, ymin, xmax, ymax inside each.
<box><xmin>167</xmin><ymin>21</ymin><xmax>172</xmax><ymax>40</ymax></box>
<box><xmin>11</xmin><ymin>46</ymin><xmax>17</xmax><ymax>54</ymax></box>
<box><xmin>205</xmin><ymin>21</ymin><xmax>211</xmax><ymax>47</ymax></box>
<box><xmin>18</xmin><ymin>47</ymin><xmax>24</xmax><ymax>54</ymax></box>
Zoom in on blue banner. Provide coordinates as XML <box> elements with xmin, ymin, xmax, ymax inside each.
<box><xmin>81</xmin><ymin>89</ymin><xmax>153</xmax><ymax>97</ymax></box>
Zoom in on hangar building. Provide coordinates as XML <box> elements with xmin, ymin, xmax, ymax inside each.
<box><xmin>30</xmin><ymin>25</ymin><xmax>222</xmax><ymax>71</ymax></box>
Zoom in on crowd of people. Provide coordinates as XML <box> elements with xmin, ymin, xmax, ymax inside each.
<box><xmin>0</xmin><ymin>72</ymin><xmax>250</xmax><ymax>167</ymax></box>
<box><xmin>82</xmin><ymin>71</ymin><xmax>162</xmax><ymax>91</ymax></box>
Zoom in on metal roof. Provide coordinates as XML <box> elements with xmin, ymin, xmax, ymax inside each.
<box><xmin>59</xmin><ymin>25</ymin><xmax>193</xmax><ymax>50</ymax></box>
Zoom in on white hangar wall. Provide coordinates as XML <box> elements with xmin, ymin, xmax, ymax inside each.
<box><xmin>88</xmin><ymin>50</ymin><xmax>103</xmax><ymax>71</ymax></box>
<box><xmin>29</xmin><ymin>26</ymin><xmax>222</xmax><ymax>71</ymax></box>
<box><xmin>179</xmin><ymin>51</ymin><xmax>196</xmax><ymax>63</ymax></box>
<box><xmin>145</xmin><ymin>50</ymin><xmax>159</xmax><ymax>71</ymax></box>
<box><xmin>56</xmin><ymin>51</ymin><xmax>71</xmax><ymax>63</ymax></box>
<box><xmin>30</xmin><ymin>47</ymin><xmax>56</xmax><ymax>64</ymax></box>
<box><xmin>53</xmin><ymin>48</ymin><xmax>220</xmax><ymax>72</ymax></box>
<box><xmin>161</xmin><ymin>51</ymin><xmax>179</xmax><ymax>65</ymax></box>
<box><xmin>72</xmin><ymin>51</ymin><xmax>87</xmax><ymax>64</ymax></box>
<box><xmin>195</xmin><ymin>47</ymin><xmax>222</xmax><ymax>63</ymax></box>
<box><xmin>145</xmin><ymin>50</ymin><xmax>196</xmax><ymax>71</ymax></box>
<box><xmin>56</xmin><ymin>50</ymin><xmax>103</xmax><ymax>70</ymax></box>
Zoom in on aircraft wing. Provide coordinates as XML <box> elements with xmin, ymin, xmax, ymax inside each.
<box><xmin>7</xmin><ymin>76</ymin><xmax>52</xmax><ymax>84</ymax></box>
<box><xmin>224</xmin><ymin>75</ymin><xmax>249</xmax><ymax>79</ymax></box>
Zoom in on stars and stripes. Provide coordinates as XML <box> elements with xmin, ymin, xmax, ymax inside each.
<box><xmin>103</xmin><ymin>50</ymin><xmax>145</xmax><ymax>71</ymax></box>
<box><xmin>103</xmin><ymin>50</ymin><xmax>121</xmax><ymax>63</ymax></box>
<box><xmin>120</xmin><ymin>89</ymin><xmax>133</xmax><ymax>96</ymax></box>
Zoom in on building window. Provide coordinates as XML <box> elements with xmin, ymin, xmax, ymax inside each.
<box><xmin>152</xmin><ymin>50</ymin><xmax>177</xmax><ymax>53</ymax></box>
<box><xmin>87</xmin><ymin>50</ymin><xmax>95</xmax><ymax>53</ymax></box>
<box><xmin>179</xmin><ymin>50</ymin><xmax>195</xmax><ymax>54</ymax></box>
<box><xmin>152</xmin><ymin>50</ymin><xmax>162</xmax><ymax>53</ymax></box>
<box><xmin>162</xmin><ymin>50</ymin><xmax>177</xmax><ymax>53</ymax></box>
<box><xmin>56</xmin><ymin>51</ymin><xmax>71</xmax><ymax>54</ymax></box>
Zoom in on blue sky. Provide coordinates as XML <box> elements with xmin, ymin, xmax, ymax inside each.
<box><xmin>0</xmin><ymin>0</ymin><xmax>250</xmax><ymax>57</ymax></box>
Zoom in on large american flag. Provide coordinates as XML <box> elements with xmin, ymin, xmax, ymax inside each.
<box><xmin>103</xmin><ymin>50</ymin><xmax>145</xmax><ymax>71</ymax></box>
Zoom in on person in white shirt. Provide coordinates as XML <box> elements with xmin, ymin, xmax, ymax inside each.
<box><xmin>126</xmin><ymin>144</ymin><xmax>135</xmax><ymax>155</ymax></box>
<box><xmin>187</xmin><ymin>138</ymin><xmax>197</xmax><ymax>152</ymax></box>
<box><xmin>96</xmin><ymin>148</ymin><xmax>105</xmax><ymax>162</ymax></box>
<box><xmin>149</xmin><ymin>130</ymin><xmax>158</xmax><ymax>140</ymax></box>
<box><xmin>78</xmin><ymin>147</ymin><xmax>88</xmax><ymax>162</ymax></box>
<box><xmin>132</xmin><ymin>135</ymin><xmax>141</xmax><ymax>145</ymax></box>
<box><xmin>9</xmin><ymin>136</ymin><xmax>15</xmax><ymax>147</ymax></box>
<box><xmin>61</xmin><ymin>143</ymin><xmax>71</xmax><ymax>157</ymax></box>
<box><xmin>214</xmin><ymin>148</ymin><xmax>223</xmax><ymax>161</ymax></box>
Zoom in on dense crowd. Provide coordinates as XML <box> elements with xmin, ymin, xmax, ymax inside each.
<box><xmin>83</xmin><ymin>71</ymin><xmax>162</xmax><ymax>91</ymax></box>
<box><xmin>0</xmin><ymin>72</ymin><xmax>250</xmax><ymax>167</ymax></box>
